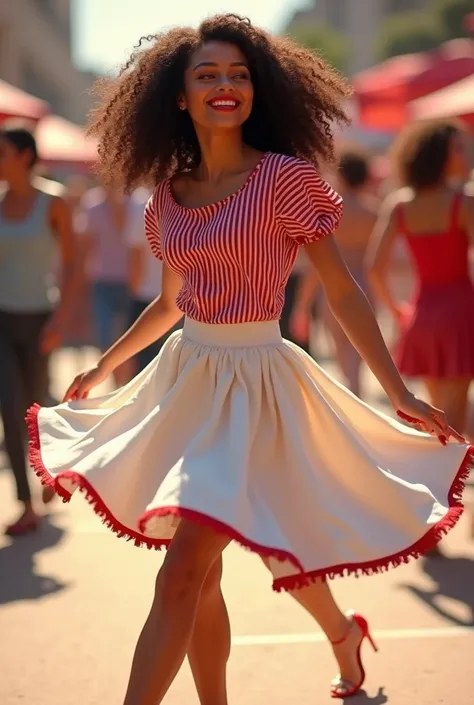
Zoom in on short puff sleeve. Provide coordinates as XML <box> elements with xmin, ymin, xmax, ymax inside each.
<box><xmin>275</xmin><ymin>158</ymin><xmax>343</xmax><ymax>245</ymax></box>
<box><xmin>144</xmin><ymin>188</ymin><xmax>163</xmax><ymax>261</ymax></box>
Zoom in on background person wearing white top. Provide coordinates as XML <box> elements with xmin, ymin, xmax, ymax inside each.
<box><xmin>126</xmin><ymin>188</ymin><xmax>183</xmax><ymax>374</ymax></box>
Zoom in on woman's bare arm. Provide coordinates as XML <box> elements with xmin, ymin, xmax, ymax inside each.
<box><xmin>304</xmin><ymin>235</ymin><xmax>407</xmax><ymax>406</ymax></box>
<box><xmin>49</xmin><ymin>195</ymin><xmax>81</xmax><ymax>325</ymax></box>
<box><xmin>99</xmin><ymin>263</ymin><xmax>182</xmax><ymax>374</ymax></box>
<box><xmin>303</xmin><ymin>234</ymin><xmax>465</xmax><ymax>441</ymax></box>
<box><xmin>364</xmin><ymin>200</ymin><xmax>402</xmax><ymax>319</ymax></box>
<box><xmin>40</xmin><ymin>196</ymin><xmax>82</xmax><ymax>353</ymax></box>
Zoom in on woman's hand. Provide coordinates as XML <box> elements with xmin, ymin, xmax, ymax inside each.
<box><xmin>395</xmin><ymin>391</ymin><xmax>465</xmax><ymax>445</ymax></box>
<box><xmin>40</xmin><ymin>315</ymin><xmax>64</xmax><ymax>354</ymax></box>
<box><xmin>289</xmin><ymin>308</ymin><xmax>311</xmax><ymax>344</ymax></box>
<box><xmin>62</xmin><ymin>361</ymin><xmax>111</xmax><ymax>402</ymax></box>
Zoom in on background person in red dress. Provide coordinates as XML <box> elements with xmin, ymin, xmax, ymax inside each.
<box><xmin>368</xmin><ymin>120</ymin><xmax>474</xmax><ymax>440</ymax></box>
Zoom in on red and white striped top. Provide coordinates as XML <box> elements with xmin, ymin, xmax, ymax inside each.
<box><xmin>144</xmin><ymin>152</ymin><xmax>343</xmax><ymax>324</ymax></box>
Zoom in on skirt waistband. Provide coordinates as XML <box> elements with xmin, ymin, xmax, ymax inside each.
<box><xmin>182</xmin><ymin>318</ymin><xmax>282</xmax><ymax>348</ymax></box>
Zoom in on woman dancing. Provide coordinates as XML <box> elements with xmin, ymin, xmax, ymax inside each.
<box><xmin>27</xmin><ymin>16</ymin><xmax>470</xmax><ymax>704</ymax></box>
<box><xmin>0</xmin><ymin>126</ymin><xmax>77</xmax><ymax>535</ymax></box>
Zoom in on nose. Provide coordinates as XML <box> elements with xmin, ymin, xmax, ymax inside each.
<box><xmin>216</xmin><ymin>74</ymin><xmax>234</xmax><ymax>91</ymax></box>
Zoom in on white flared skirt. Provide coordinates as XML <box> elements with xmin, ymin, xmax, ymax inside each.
<box><xmin>27</xmin><ymin>318</ymin><xmax>471</xmax><ymax>591</ymax></box>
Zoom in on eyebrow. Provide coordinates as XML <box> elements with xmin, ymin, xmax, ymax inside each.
<box><xmin>192</xmin><ymin>61</ymin><xmax>248</xmax><ymax>70</ymax></box>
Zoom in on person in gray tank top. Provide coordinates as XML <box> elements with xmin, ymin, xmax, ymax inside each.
<box><xmin>0</xmin><ymin>126</ymin><xmax>79</xmax><ymax>536</ymax></box>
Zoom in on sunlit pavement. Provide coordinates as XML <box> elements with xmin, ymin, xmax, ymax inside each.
<box><xmin>1</xmin><ymin>321</ymin><xmax>473</xmax><ymax>705</ymax></box>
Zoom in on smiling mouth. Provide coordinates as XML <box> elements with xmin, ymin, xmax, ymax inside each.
<box><xmin>207</xmin><ymin>98</ymin><xmax>241</xmax><ymax>112</ymax></box>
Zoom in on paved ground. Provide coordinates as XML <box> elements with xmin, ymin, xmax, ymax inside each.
<box><xmin>1</xmin><ymin>327</ymin><xmax>474</xmax><ymax>704</ymax></box>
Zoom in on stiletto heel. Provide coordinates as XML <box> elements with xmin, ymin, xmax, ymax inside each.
<box><xmin>330</xmin><ymin>610</ymin><xmax>378</xmax><ymax>699</ymax></box>
<box><xmin>365</xmin><ymin>625</ymin><xmax>378</xmax><ymax>653</ymax></box>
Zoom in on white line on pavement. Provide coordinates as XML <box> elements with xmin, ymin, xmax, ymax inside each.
<box><xmin>232</xmin><ymin>625</ymin><xmax>474</xmax><ymax>646</ymax></box>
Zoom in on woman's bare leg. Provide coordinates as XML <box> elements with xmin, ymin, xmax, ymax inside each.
<box><xmin>262</xmin><ymin>560</ymin><xmax>362</xmax><ymax>695</ymax></box>
<box><xmin>290</xmin><ymin>579</ymin><xmax>364</xmax><ymax>692</ymax></box>
<box><xmin>188</xmin><ymin>556</ymin><xmax>230</xmax><ymax>705</ymax></box>
<box><xmin>424</xmin><ymin>377</ymin><xmax>473</xmax><ymax>541</ymax></box>
<box><xmin>122</xmin><ymin>521</ymin><xmax>230</xmax><ymax>705</ymax></box>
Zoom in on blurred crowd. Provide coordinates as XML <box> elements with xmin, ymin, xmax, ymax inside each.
<box><xmin>0</xmin><ymin>118</ymin><xmax>473</xmax><ymax>534</ymax></box>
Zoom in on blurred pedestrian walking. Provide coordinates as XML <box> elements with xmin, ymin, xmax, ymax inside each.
<box><xmin>76</xmin><ymin>182</ymin><xmax>134</xmax><ymax>387</ymax></box>
<box><xmin>0</xmin><ymin>126</ymin><xmax>78</xmax><ymax>536</ymax></box>
<box><xmin>61</xmin><ymin>175</ymin><xmax>93</xmax><ymax>355</ymax></box>
<box><xmin>290</xmin><ymin>149</ymin><xmax>379</xmax><ymax>396</ymax></box>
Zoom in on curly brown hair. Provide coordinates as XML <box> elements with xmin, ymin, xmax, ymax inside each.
<box><xmin>88</xmin><ymin>13</ymin><xmax>351</xmax><ymax>190</ymax></box>
<box><xmin>391</xmin><ymin>119</ymin><xmax>462</xmax><ymax>190</ymax></box>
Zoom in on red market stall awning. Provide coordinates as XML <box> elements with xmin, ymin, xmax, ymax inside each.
<box><xmin>353</xmin><ymin>39</ymin><xmax>474</xmax><ymax>131</ymax></box>
<box><xmin>353</xmin><ymin>53</ymin><xmax>433</xmax><ymax>131</ymax></box>
<box><xmin>410</xmin><ymin>74</ymin><xmax>474</xmax><ymax>127</ymax></box>
<box><xmin>0</xmin><ymin>80</ymin><xmax>50</xmax><ymax>122</ymax></box>
<box><xmin>35</xmin><ymin>114</ymin><xmax>98</xmax><ymax>168</ymax></box>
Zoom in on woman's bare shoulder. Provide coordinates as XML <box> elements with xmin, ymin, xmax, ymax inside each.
<box><xmin>382</xmin><ymin>187</ymin><xmax>414</xmax><ymax>209</ymax></box>
<box><xmin>464</xmin><ymin>179</ymin><xmax>474</xmax><ymax>198</ymax></box>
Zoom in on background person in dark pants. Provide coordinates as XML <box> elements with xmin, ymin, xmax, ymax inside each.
<box><xmin>0</xmin><ymin>127</ymin><xmax>78</xmax><ymax>536</ymax></box>
<box><xmin>126</xmin><ymin>188</ymin><xmax>183</xmax><ymax>373</ymax></box>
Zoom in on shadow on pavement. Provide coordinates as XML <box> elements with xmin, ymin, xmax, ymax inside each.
<box><xmin>343</xmin><ymin>687</ymin><xmax>388</xmax><ymax>704</ymax></box>
<box><xmin>0</xmin><ymin>513</ymin><xmax>70</xmax><ymax>604</ymax></box>
<box><xmin>400</xmin><ymin>554</ymin><xmax>474</xmax><ymax>627</ymax></box>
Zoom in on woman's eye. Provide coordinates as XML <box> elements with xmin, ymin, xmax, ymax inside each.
<box><xmin>198</xmin><ymin>72</ymin><xmax>249</xmax><ymax>81</ymax></box>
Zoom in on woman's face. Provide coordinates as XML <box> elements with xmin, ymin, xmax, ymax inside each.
<box><xmin>445</xmin><ymin>131</ymin><xmax>470</xmax><ymax>182</ymax></box>
<box><xmin>0</xmin><ymin>137</ymin><xmax>31</xmax><ymax>182</ymax></box>
<box><xmin>181</xmin><ymin>41</ymin><xmax>254</xmax><ymax>132</ymax></box>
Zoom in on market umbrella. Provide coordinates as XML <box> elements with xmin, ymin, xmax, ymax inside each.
<box><xmin>0</xmin><ymin>80</ymin><xmax>50</xmax><ymax>122</ymax></box>
<box><xmin>410</xmin><ymin>74</ymin><xmax>474</xmax><ymax>127</ymax></box>
<box><xmin>35</xmin><ymin>114</ymin><xmax>97</xmax><ymax>169</ymax></box>
<box><xmin>353</xmin><ymin>39</ymin><xmax>474</xmax><ymax>131</ymax></box>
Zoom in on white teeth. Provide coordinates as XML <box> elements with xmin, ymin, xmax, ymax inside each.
<box><xmin>211</xmin><ymin>100</ymin><xmax>237</xmax><ymax>107</ymax></box>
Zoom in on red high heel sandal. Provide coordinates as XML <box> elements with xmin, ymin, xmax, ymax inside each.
<box><xmin>5</xmin><ymin>517</ymin><xmax>39</xmax><ymax>537</ymax></box>
<box><xmin>330</xmin><ymin>611</ymin><xmax>378</xmax><ymax>699</ymax></box>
